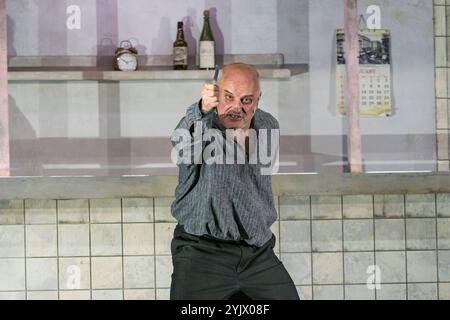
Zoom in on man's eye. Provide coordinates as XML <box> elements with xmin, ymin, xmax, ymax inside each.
<box><xmin>242</xmin><ymin>97</ymin><xmax>253</xmax><ymax>104</ymax></box>
<box><xmin>225</xmin><ymin>95</ymin><xmax>233</xmax><ymax>101</ymax></box>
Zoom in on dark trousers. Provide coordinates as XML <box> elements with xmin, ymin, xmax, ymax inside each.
<box><xmin>170</xmin><ymin>225</ymin><xmax>300</xmax><ymax>300</ymax></box>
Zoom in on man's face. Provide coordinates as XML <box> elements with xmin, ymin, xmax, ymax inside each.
<box><xmin>217</xmin><ymin>73</ymin><xmax>260</xmax><ymax>130</ymax></box>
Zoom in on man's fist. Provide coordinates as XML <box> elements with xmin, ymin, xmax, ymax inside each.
<box><xmin>201</xmin><ymin>83</ymin><xmax>219</xmax><ymax>113</ymax></box>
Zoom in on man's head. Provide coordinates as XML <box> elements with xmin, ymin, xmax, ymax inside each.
<box><xmin>217</xmin><ymin>63</ymin><xmax>261</xmax><ymax>130</ymax></box>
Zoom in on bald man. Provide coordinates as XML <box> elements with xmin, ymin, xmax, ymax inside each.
<box><xmin>169</xmin><ymin>63</ymin><xmax>299</xmax><ymax>300</ymax></box>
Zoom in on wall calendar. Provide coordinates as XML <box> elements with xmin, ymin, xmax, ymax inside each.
<box><xmin>336</xmin><ymin>28</ymin><xmax>392</xmax><ymax>117</ymax></box>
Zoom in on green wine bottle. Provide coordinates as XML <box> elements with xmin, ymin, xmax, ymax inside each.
<box><xmin>173</xmin><ymin>21</ymin><xmax>188</xmax><ymax>70</ymax></box>
<box><xmin>199</xmin><ymin>10</ymin><xmax>215</xmax><ymax>70</ymax></box>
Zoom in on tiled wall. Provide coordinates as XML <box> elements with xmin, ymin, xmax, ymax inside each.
<box><xmin>1</xmin><ymin>194</ymin><xmax>449</xmax><ymax>300</ymax></box>
<box><xmin>435</xmin><ymin>0</ymin><xmax>450</xmax><ymax>171</ymax></box>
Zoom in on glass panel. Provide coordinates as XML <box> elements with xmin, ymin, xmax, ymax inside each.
<box><xmin>2</xmin><ymin>0</ymin><xmax>437</xmax><ymax>176</ymax></box>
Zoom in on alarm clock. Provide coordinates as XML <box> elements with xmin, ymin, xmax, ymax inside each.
<box><xmin>113</xmin><ymin>40</ymin><xmax>138</xmax><ymax>71</ymax></box>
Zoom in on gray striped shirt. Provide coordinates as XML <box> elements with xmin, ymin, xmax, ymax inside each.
<box><xmin>170</xmin><ymin>101</ymin><xmax>279</xmax><ymax>247</ymax></box>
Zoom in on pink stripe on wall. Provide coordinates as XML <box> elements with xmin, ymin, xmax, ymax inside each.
<box><xmin>0</xmin><ymin>0</ymin><xmax>10</xmax><ymax>176</ymax></box>
<box><xmin>344</xmin><ymin>0</ymin><xmax>362</xmax><ymax>172</ymax></box>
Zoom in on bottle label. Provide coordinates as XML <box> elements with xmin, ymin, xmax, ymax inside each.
<box><xmin>173</xmin><ymin>47</ymin><xmax>188</xmax><ymax>66</ymax></box>
<box><xmin>199</xmin><ymin>41</ymin><xmax>215</xmax><ymax>69</ymax></box>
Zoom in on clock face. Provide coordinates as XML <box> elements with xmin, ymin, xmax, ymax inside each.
<box><xmin>117</xmin><ymin>52</ymin><xmax>137</xmax><ymax>71</ymax></box>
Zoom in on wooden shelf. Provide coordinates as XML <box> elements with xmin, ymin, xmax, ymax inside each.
<box><xmin>7</xmin><ymin>64</ymin><xmax>308</xmax><ymax>81</ymax></box>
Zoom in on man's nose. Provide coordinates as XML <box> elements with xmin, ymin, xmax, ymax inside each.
<box><xmin>228</xmin><ymin>99</ymin><xmax>243</xmax><ymax>110</ymax></box>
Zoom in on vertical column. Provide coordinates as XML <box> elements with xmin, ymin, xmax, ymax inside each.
<box><xmin>344</xmin><ymin>0</ymin><xmax>362</xmax><ymax>173</ymax></box>
<box><xmin>0</xmin><ymin>0</ymin><xmax>10</xmax><ymax>176</ymax></box>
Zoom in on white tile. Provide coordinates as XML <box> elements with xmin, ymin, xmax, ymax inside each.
<box><xmin>312</xmin><ymin>220</ymin><xmax>342</xmax><ymax>252</ymax></box>
<box><xmin>406</xmin><ymin>219</ymin><xmax>436</xmax><ymax>250</ymax></box>
<box><xmin>438</xmin><ymin>218</ymin><xmax>450</xmax><ymax>249</ymax></box>
<box><xmin>124</xmin><ymin>256</ymin><xmax>154</xmax><ymax>289</ymax></box>
<box><xmin>123</xmin><ymin>223</ymin><xmax>154</xmax><ymax>255</ymax></box>
<box><xmin>375</xmin><ymin>251</ymin><xmax>406</xmax><ymax>283</ymax></box>
<box><xmin>313</xmin><ymin>253</ymin><xmax>343</xmax><ymax>285</ymax></box>
<box><xmin>436</xmin><ymin>68</ymin><xmax>448</xmax><ymax>98</ymax></box>
<box><xmin>59</xmin><ymin>290</ymin><xmax>91</xmax><ymax>300</ymax></box>
<box><xmin>436</xmin><ymin>131</ymin><xmax>447</xmax><ymax>158</ymax></box>
<box><xmin>344</xmin><ymin>252</ymin><xmax>374</xmax><ymax>284</ymax></box>
<box><xmin>438</xmin><ymin>161</ymin><xmax>450</xmax><ymax>172</ymax></box>
<box><xmin>155</xmin><ymin>255</ymin><xmax>172</xmax><ymax>288</ymax></box>
<box><xmin>436</xmin><ymin>99</ymin><xmax>448</xmax><ymax>129</ymax></box>
<box><xmin>311</xmin><ymin>196</ymin><xmax>342</xmax><ymax>219</ymax></box>
<box><xmin>279</xmin><ymin>196</ymin><xmax>310</xmax><ymax>220</ymax></box>
<box><xmin>0</xmin><ymin>259</ymin><xmax>25</xmax><ymax>291</ymax></box>
<box><xmin>0</xmin><ymin>225</ymin><xmax>25</xmax><ymax>257</ymax></box>
<box><xmin>90</xmin><ymin>199</ymin><xmax>121</xmax><ymax>223</ymax></box>
<box><xmin>0</xmin><ymin>291</ymin><xmax>26</xmax><ymax>300</ymax></box>
<box><xmin>437</xmin><ymin>194</ymin><xmax>450</xmax><ymax>217</ymax></box>
<box><xmin>59</xmin><ymin>257</ymin><xmax>91</xmax><ymax>290</ymax></box>
<box><xmin>27</xmin><ymin>291</ymin><xmax>58</xmax><ymax>300</ymax></box>
<box><xmin>26</xmin><ymin>225</ymin><xmax>57</xmax><ymax>257</ymax></box>
<box><xmin>280</xmin><ymin>221</ymin><xmax>310</xmax><ymax>252</ymax></box>
<box><xmin>91</xmin><ymin>257</ymin><xmax>123</xmax><ymax>289</ymax></box>
<box><xmin>154</xmin><ymin>198</ymin><xmax>176</xmax><ymax>222</ymax></box>
<box><xmin>343</xmin><ymin>220</ymin><xmax>374</xmax><ymax>251</ymax></box>
<box><xmin>374</xmin><ymin>219</ymin><xmax>405</xmax><ymax>251</ymax></box>
<box><xmin>156</xmin><ymin>288</ymin><xmax>170</xmax><ymax>300</ymax></box>
<box><xmin>435</xmin><ymin>36</ymin><xmax>447</xmax><ymax>67</ymax></box>
<box><xmin>124</xmin><ymin>289</ymin><xmax>155</xmax><ymax>300</ymax></box>
<box><xmin>408</xmin><ymin>283</ymin><xmax>438</xmax><ymax>300</ymax></box>
<box><xmin>25</xmin><ymin>200</ymin><xmax>56</xmax><ymax>224</ymax></box>
<box><xmin>92</xmin><ymin>290</ymin><xmax>123</xmax><ymax>300</ymax></box>
<box><xmin>155</xmin><ymin>223</ymin><xmax>176</xmax><ymax>255</ymax></box>
<box><xmin>345</xmin><ymin>285</ymin><xmax>375</xmax><ymax>300</ymax></box>
<box><xmin>122</xmin><ymin>198</ymin><xmax>153</xmax><ymax>223</ymax></box>
<box><xmin>343</xmin><ymin>195</ymin><xmax>373</xmax><ymax>219</ymax></box>
<box><xmin>405</xmin><ymin>194</ymin><xmax>436</xmax><ymax>218</ymax></box>
<box><xmin>406</xmin><ymin>251</ymin><xmax>437</xmax><ymax>283</ymax></box>
<box><xmin>58</xmin><ymin>224</ymin><xmax>90</xmax><ymax>257</ymax></box>
<box><xmin>57</xmin><ymin>199</ymin><xmax>89</xmax><ymax>224</ymax></box>
<box><xmin>296</xmin><ymin>286</ymin><xmax>312</xmax><ymax>300</ymax></box>
<box><xmin>0</xmin><ymin>200</ymin><xmax>24</xmax><ymax>224</ymax></box>
<box><xmin>281</xmin><ymin>253</ymin><xmax>312</xmax><ymax>285</ymax></box>
<box><xmin>376</xmin><ymin>284</ymin><xmax>407</xmax><ymax>300</ymax></box>
<box><xmin>374</xmin><ymin>195</ymin><xmax>404</xmax><ymax>218</ymax></box>
<box><xmin>90</xmin><ymin>224</ymin><xmax>122</xmax><ymax>256</ymax></box>
<box><xmin>435</xmin><ymin>5</ymin><xmax>447</xmax><ymax>36</ymax></box>
<box><xmin>438</xmin><ymin>250</ymin><xmax>450</xmax><ymax>281</ymax></box>
<box><xmin>313</xmin><ymin>285</ymin><xmax>344</xmax><ymax>300</ymax></box>
<box><xmin>439</xmin><ymin>283</ymin><xmax>450</xmax><ymax>300</ymax></box>
<box><xmin>26</xmin><ymin>258</ymin><xmax>58</xmax><ymax>291</ymax></box>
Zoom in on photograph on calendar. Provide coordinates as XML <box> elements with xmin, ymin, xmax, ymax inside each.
<box><xmin>336</xmin><ymin>29</ymin><xmax>392</xmax><ymax>117</ymax></box>
<box><xmin>336</xmin><ymin>29</ymin><xmax>390</xmax><ymax>65</ymax></box>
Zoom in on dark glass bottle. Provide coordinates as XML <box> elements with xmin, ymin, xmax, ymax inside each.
<box><xmin>173</xmin><ymin>21</ymin><xmax>188</xmax><ymax>70</ymax></box>
<box><xmin>199</xmin><ymin>10</ymin><xmax>215</xmax><ymax>70</ymax></box>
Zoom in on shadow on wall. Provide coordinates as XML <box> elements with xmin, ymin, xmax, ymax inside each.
<box><xmin>6</xmin><ymin>15</ymin><xmax>16</xmax><ymax>64</ymax></box>
<box><xmin>96</xmin><ymin>0</ymin><xmax>119</xmax><ymax>68</ymax></box>
<box><xmin>8</xmin><ymin>95</ymin><xmax>42</xmax><ymax>176</ymax></box>
<box><xmin>184</xmin><ymin>8</ymin><xmax>199</xmax><ymax>67</ymax></box>
<box><xmin>152</xmin><ymin>16</ymin><xmax>171</xmax><ymax>57</ymax></box>
<box><xmin>207</xmin><ymin>7</ymin><xmax>224</xmax><ymax>66</ymax></box>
